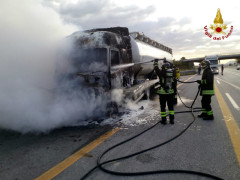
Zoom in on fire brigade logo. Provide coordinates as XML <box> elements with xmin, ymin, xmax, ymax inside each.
<box><xmin>204</xmin><ymin>8</ymin><xmax>233</xmax><ymax>40</ymax></box>
<box><xmin>210</xmin><ymin>9</ymin><xmax>227</xmax><ymax>34</ymax></box>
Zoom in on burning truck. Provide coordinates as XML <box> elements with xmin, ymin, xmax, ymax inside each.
<box><xmin>55</xmin><ymin>27</ymin><xmax>173</xmax><ymax>114</ymax></box>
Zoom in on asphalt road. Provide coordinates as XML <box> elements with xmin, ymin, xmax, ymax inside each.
<box><xmin>0</xmin><ymin>67</ymin><xmax>240</xmax><ymax>180</ymax></box>
<box><xmin>215</xmin><ymin>67</ymin><xmax>240</xmax><ymax>126</ymax></box>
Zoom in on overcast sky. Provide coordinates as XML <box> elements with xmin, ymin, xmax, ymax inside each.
<box><xmin>41</xmin><ymin>0</ymin><xmax>240</xmax><ymax>60</ymax></box>
<box><xmin>3</xmin><ymin>0</ymin><xmax>240</xmax><ymax>60</ymax></box>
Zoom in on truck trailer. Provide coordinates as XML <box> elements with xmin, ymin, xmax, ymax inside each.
<box><xmin>56</xmin><ymin>27</ymin><xmax>173</xmax><ymax>108</ymax></box>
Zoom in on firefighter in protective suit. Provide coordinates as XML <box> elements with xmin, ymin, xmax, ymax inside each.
<box><xmin>172</xmin><ymin>64</ymin><xmax>180</xmax><ymax>105</ymax></box>
<box><xmin>197</xmin><ymin>60</ymin><xmax>215</xmax><ymax>120</ymax></box>
<box><xmin>166</xmin><ymin>59</ymin><xmax>180</xmax><ymax>105</ymax></box>
<box><xmin>154</xmin><ymin>60</ymin><xmax>175</xmax><ymax>124</ymax></box>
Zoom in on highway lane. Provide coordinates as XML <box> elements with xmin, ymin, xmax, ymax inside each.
<box><xmin>0</xmin><ymin>72</ymin><xmax>240</xmax><ymax>180</ymax></box>
<box><xmin>52</xmin><ymin>74</ymin><xmax>240</xmax><ymax>180</ymax></box>
<box><xmin>215</xmin><ymin>67</ymin><xmax>240</xmax><ymax>165</ymax></box>
<box><xmin>215</xmin><ymin>67</ymin><xmax>240</xmax><ymax>126</ymax></box>
<box><xmin>0</xmin><ymin>126</ymin><xmax>114</xmax><ymax>180</ymax></box>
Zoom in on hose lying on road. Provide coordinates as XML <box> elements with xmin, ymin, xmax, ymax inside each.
<box><xmin>80</xmin><ymin>80</ymin><xmax>223</xmax><ymax>180</ymax></box>
<box><xmin>177</xmin><ymin>79</ymin><xmax>198</xmax><ymax>84</ymax></box>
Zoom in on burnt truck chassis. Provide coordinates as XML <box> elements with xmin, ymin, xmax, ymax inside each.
<box><xmin>84</xmin><ymin>27</ymin><xmax>161</xmax><ymax>100</ymax></box>
<box><xmin>57</xmin><ymin>27</ymin><xmax>172</xmax><ymax>115</ymax></box>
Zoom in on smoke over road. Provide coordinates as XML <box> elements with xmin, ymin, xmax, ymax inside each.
<box><xmin>0</xmin><ymin>0</ymin><xmax>106</xmax><ymax>133</ymax></box>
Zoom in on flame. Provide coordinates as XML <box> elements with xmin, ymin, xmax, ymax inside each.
<box><xmin>214</xmin><ymin>8</ymin><xmax>223</xmax><ymax>24</ymax></box>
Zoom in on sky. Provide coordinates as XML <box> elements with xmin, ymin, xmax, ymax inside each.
<box><xmin>41</xmin><ymin>0</ymin><xmax>240</xmax><ymax>60</ymax></box>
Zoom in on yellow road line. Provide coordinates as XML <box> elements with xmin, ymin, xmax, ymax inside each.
<box><xmin>215</xmin><ymin>84</ymin><xmax>240</xmax><ymax>166</ymax></box>
<box><xmin>35</xmin><ymin>128</ymin><xmax>120</xmax><ymax>180</ymax></box>
<box><xmin>177</xmin><ymin>74</ymin><xmax>197</xmax><ymax>88</ymax></box>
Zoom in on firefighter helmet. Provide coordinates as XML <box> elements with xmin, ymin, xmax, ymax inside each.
<box><xmin>201</xmin><ymin>60</ymin><xmax>210</xmax><ymax>69</ymax></box>
<box><xmin>162</xmin><ymin>62</ymin><xmax>170</xmax><ymax>70</ymax></box>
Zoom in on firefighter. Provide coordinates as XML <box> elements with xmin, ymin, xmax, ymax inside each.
<box><xmin>197</xmin><ymin>60</ymin><xmax>215</xmax><ymax>120</ymax></box>
<box><xmin>154</xmin><ymin>59</ymin><xmax>175</xmax><ymax>124</ymax></box>
<box><xmin>172</xmin><ymin>65</ymin><xmax>180</xmax><ymax>105</ymax></box>
<box><xmin>164</xmin><ymin>60</ymin><xmax>179</xmax><ymax>105</ymax></box>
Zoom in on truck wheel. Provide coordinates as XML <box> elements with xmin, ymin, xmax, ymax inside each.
<box><xmin>149</xmin><ymin>86</ymin><xmax>157</xmax><ymax>100</ymax></box>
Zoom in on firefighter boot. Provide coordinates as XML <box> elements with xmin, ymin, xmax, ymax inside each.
<box><xmin>161</xmin><ymin>117</ymin><xmax>167</xmax><ymax>125</ymax></box>
<box><xmin>170</xmin><ymin>115</ymin><xmax>174</xmax><ymax>124</ymax></box>
<box><xmin>197</xmin><ymin>113</ymin><xmax>207</xmax><ymax>118</ymax></box>
<box><xmin>203</xmin><ymin>115</ymin><xmax>214</xmax><ymax>120</ymax></box>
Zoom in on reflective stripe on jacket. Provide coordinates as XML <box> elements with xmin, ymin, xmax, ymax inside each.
<box><xmin>157</xmin><ymin>87</ymin><xmax>174</xmax><ymax>94</ymax></box>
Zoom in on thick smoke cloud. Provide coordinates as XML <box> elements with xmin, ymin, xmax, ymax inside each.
<box><xmin>0</xmin><ymin>0</ymin><xmax>109</xmax><ymax>133</ymax></box>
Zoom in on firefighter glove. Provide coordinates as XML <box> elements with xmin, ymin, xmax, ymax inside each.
<box><xmin>196</xmin><ymin>80</ymin><xmax>201</xmax><ymax>84</ymax></box>
<box><xmin>153</xmin><ymin>61</ymin><xmax>158</xmax><ymax>67</ymax></box>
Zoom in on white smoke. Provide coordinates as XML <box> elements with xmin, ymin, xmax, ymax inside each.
<box><xmin>101</xmin><ymin>100</ymin><xmax>159</xmax><ymax>127</ymax></box>
<box><xmin>0</xmin><ymin>0</ymin><xmax>107</xmax><ymax>133</ymax></box>
<box><xmin>0</xmin><ymin>0</ymin><xmax>144</xmax><ymax>133</ymax></box>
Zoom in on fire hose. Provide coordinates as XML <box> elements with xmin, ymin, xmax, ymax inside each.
<box><xmin>80</xmin><ymin>79</ymin><xmax>223</xmax><ymax>180</ymax></box>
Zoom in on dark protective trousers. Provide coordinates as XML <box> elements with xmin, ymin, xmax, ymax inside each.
<box><xmin>201</xmin><ymin>95</ymin><xmax>212</xmax><ymax>114</ymax></box>
<box><xmin>159</xmin><ymin>94</ymin><xmax>174</xmax><ymax>116</ymax></box>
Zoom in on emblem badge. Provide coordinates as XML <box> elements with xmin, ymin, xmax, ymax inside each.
<box><xmin>210</xmin><ymin>9</ymin><xmax>227</xmax><ymax>35</ymax></box>
<box><xmin>204</xmin><ymin>8</ymin><xmax>233</xmax><ymax>40</ymax></box>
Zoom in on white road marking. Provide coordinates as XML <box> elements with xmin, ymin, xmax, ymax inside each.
<box><xmin>226</xmin><ymin>71</ymin><xmax>240</xmax><ymax>77</ymax></box>
<box><xmin>216</xmin><ymin>78</ymin><xmax>240</xmax><ymax>91</ymax></box>
<box><xmin>216</xmin><ymin>80</ymin><xmax>220</xmax><ymax>84</ymax></box>
<box><xmin>225</xmin><ymin>93</ymin><xmax>240</xmax><ymax>110</ymax></box>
